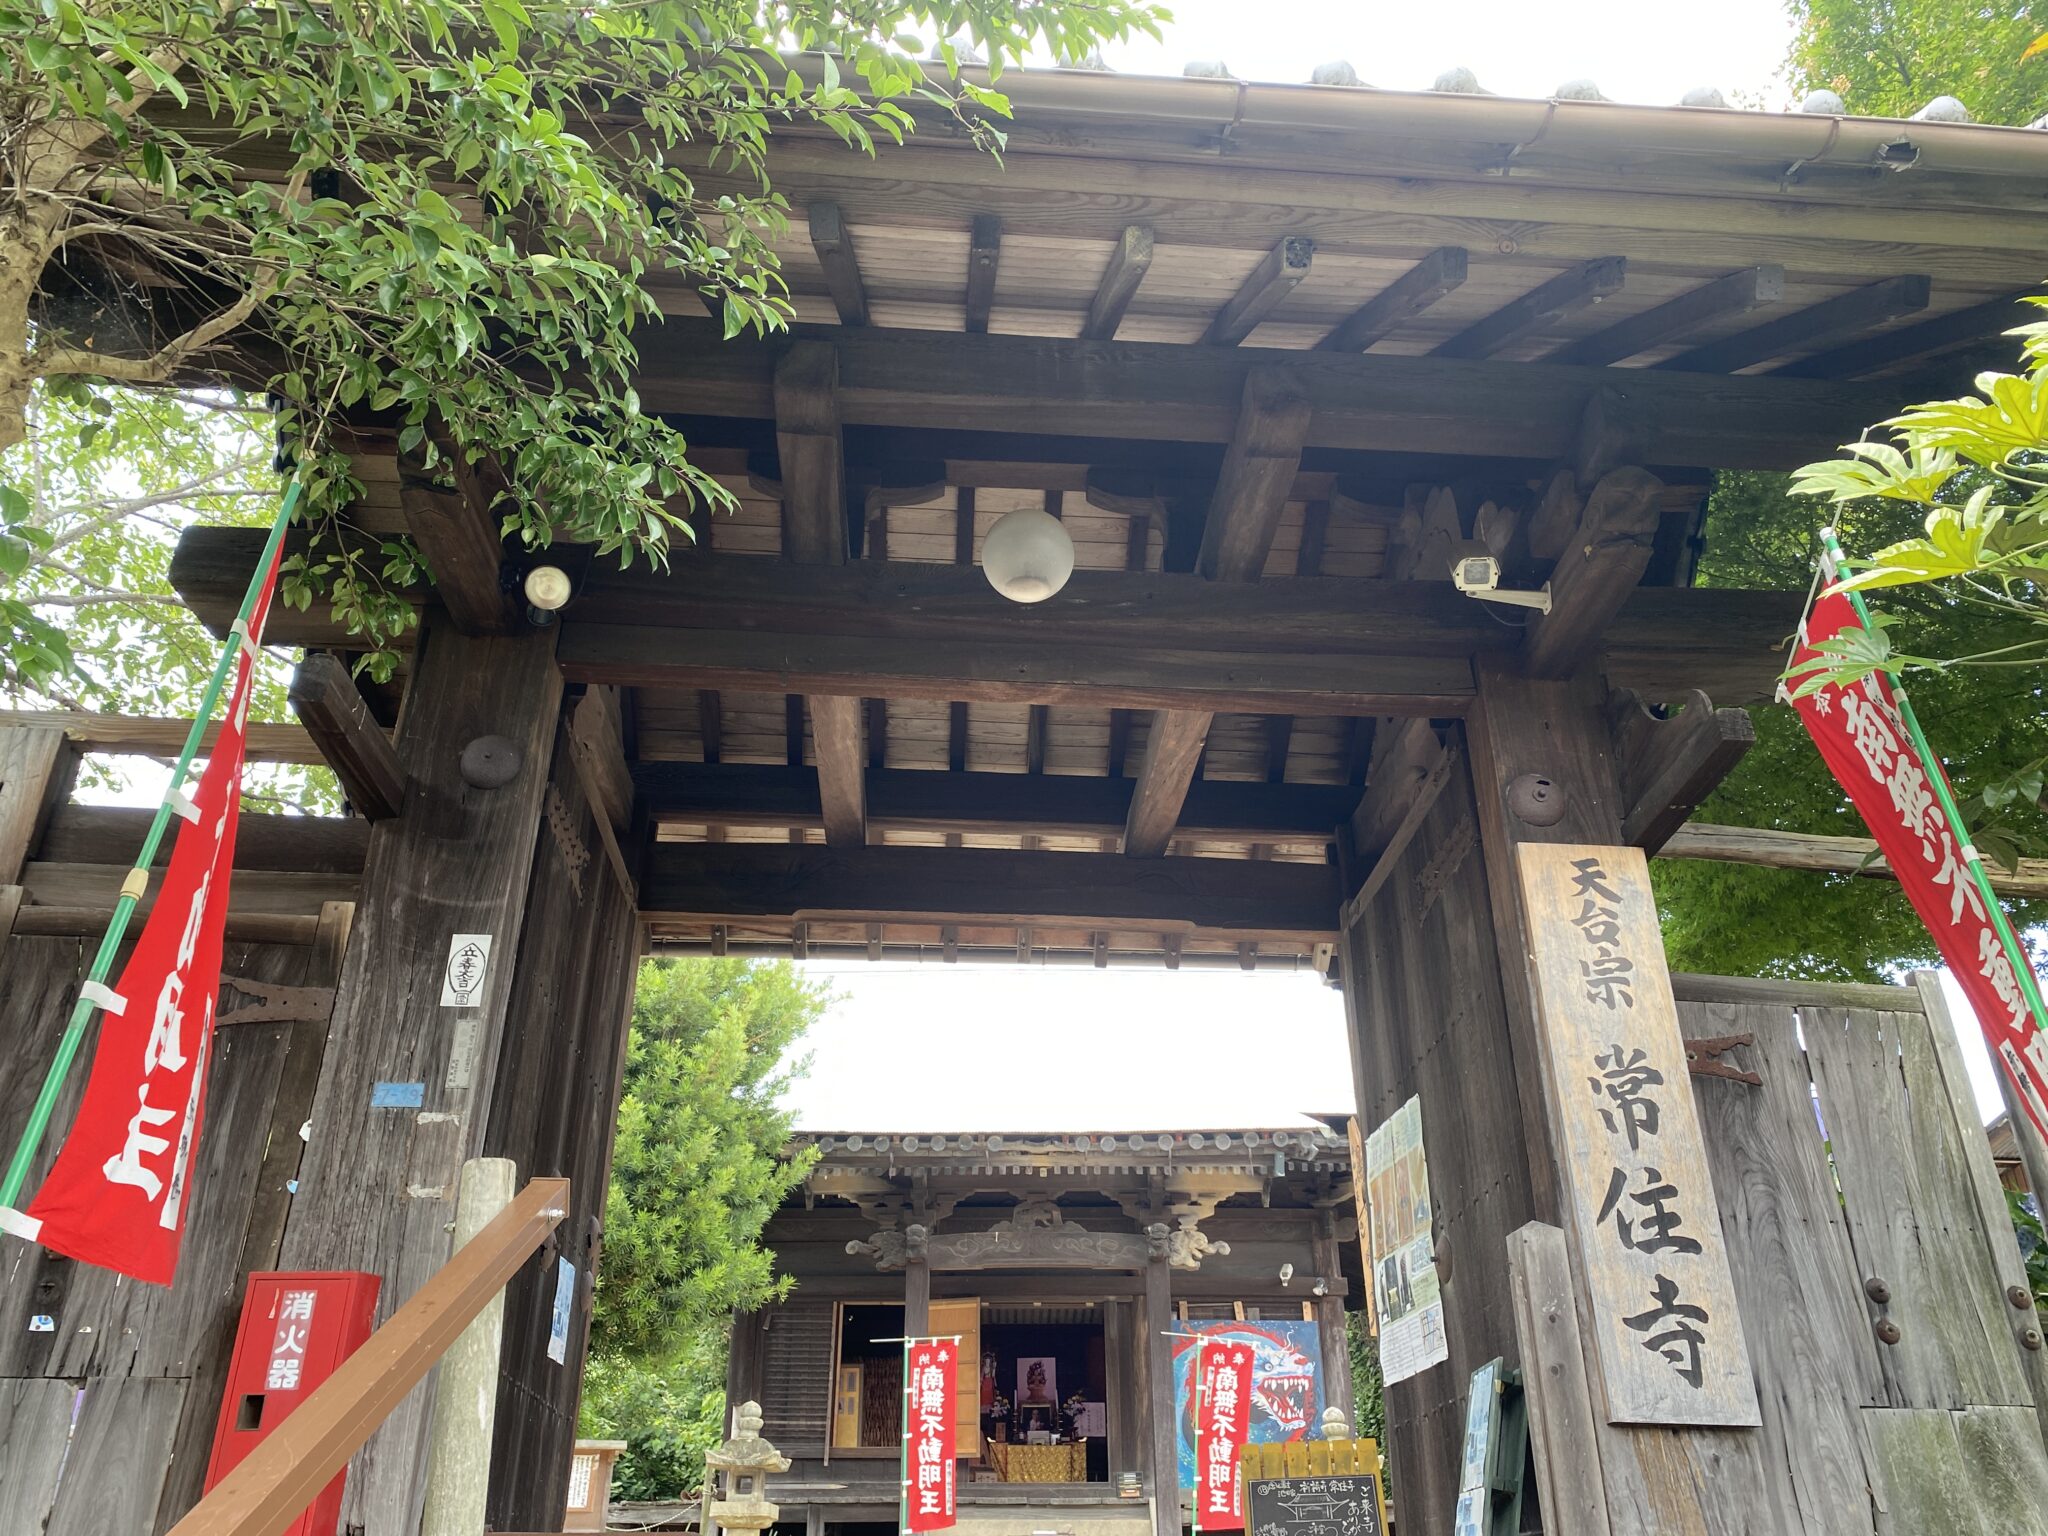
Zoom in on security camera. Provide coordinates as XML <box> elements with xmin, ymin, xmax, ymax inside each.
<box><xmin>1446</xmin><ymin>540</ymin><xmax>1552</xmax><ymax>614</ymax></box>
<box><xmin>1311</xmin><ymin>1279</ymin><xmax>1329</xmax><ymax>1297</ymax></box>
<box><xmin>1279</xmin><ymin>1262</ymin><xmax>1295</xmax><ymax>1287</ymax></box>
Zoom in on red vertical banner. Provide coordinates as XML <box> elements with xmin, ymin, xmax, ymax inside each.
<box><xmin>1792</xmin><ymin>587</ymin><xmax>2048</xmax><ymax>1137</ymax></box>
<box><xmin>905</xmin><ymin>1338</ymin><xmax>958</xmax><ymax>1533</ymax></box>
<box><xmin>1196</xmin><ymin>1342</ymin><xmax>1255</xmax><ymax>1532</ymax></box>
<box><xmin>13</xmin><ymin>538</ymin><xmax>285</xmax><ymax>1284</ymax></box>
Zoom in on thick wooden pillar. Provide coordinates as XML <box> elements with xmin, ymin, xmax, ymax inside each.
<box><xmin>1142</xmin><ymin>1254</ymin><xmax>1179</xmax><ymax>1536</ymax></box>
<box><xmin>483</xmin><ymin>697</ymin><xmax>645</xmax><ymax>1530</ymax></box>
<box><xmin>0</xmin><ymin>723</ymin><xmax>73</xmax><ymax>885</ymax></box>
<box><xmin>278</xmin><ymin>614</ymin><xmax>563</xmax><ymax>1534</ymax></box>
<box><xmin>904</xmin><ymin>1251</ymin><xmax>931</xmax><ymax>1340</ymax></box>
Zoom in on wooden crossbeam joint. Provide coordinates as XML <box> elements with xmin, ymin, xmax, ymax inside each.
<box><xmin>289</xmin><ymin>653</ymin><xmax>406</xmax><ymax>820</ymax></box>
<box><xmin>1613</xmin><ymin>689</ymin><xmax>1755</xmax><ymax>853</ymax></box>
<box><xmin>1522</xmin><ymin>465</ymin><xmax>1664</xmax><ymax>679</ymax></box>
<box><xmin>397</xmin><ymin>443</ymin><xmax>520</xmax><ymax>635</ymax></box>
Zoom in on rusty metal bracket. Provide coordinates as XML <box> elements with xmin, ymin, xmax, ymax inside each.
<box><xmin>1685</xmin><ymin>1032</ymin><xmax>1762</xmax><ymax>1086</ymax></box>
<box><xmin>217</xmin><ymin>973</ymin><xmax>336</xmax><ymax>1028</ymax></box>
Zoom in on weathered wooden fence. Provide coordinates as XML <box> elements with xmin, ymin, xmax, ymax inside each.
<box><xmin>1514</xmin><ymin>972</ymin><xmax>2048</xmax><ymax>1534</ymax></box>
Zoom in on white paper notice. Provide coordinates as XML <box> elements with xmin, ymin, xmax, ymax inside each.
<box><xmin>441</xmin><ymin>934</ymin><xmax>493</xmax><ymax>1008</ymax></box>
<box><xmin>1364</xmin><ymin>1095</ymin><xmax>1450</xmax><ymax>1386</ymax></box>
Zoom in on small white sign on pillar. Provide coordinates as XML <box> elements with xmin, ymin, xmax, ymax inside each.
<box><xmin>1517</xmin><ymin>842</ymin><xmax>1759</xmax><ymax>1428</ymax></box>
<box><xmin>441</xmin><ymin>934</ymin><xmax>493</xmax><ymax>1008</ymax></box>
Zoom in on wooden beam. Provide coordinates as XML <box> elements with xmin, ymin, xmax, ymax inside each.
<box><xmin>1205</xmin><ymin>238</ymin><xmax>1315</xmax><ymax>346</ymax></box>
<box><xmin>806</xmin><ymin>201</ymin><xmax>868</xmax><ymax>326</ymax></box>
<box><xmin>1772</xmin><ymin>292</ymin><xmax>2037</xmax><ymax>380</ymax></box>
<box><xmin>1196</xmin><ymin>367</ymin><xmax>1314</xmax><ymax>581</ymax></box>
<box><xmin>865</xmin><ymin>698</ymin><xmax>887</xmax><ymax>770</ymax></box>
<box><xmin>625</xmin><ymin>318</ymin><xmax>1912</xmax><ymax>471</ymax></box>
<box><xmin>965</xmin><ymin>215</ymin><xmax>1002</xmax><ymax>335</ymax></box>
<box><xmin>1550</xmin><ymin>265</ymin><xmax>1785</xmax><ymax>366</ymax></box>
<box><xmin>1522</xmin><ymin>465</ymin><xmax>1664</xmax><ymax>679</ymax></box>
<box><xmin>1026</xmin><ymin>703</ymin><xmax>1049</xmax><ymax>775</ymax></box>
<box><xmin>289</xmin><ymin>653</ymin><xmax>406</xmax><ymax>820</ymax></box>
<box><xmin>397</xmin><ymin>447</ymin><xmax>517</xmax><ymax>634</ymax></box>
<box><xmin>633</xmin><ymin>762</ymin><xmax>1358</xmax><ymax>841</ymax></box>
<box><xmin>776</xmin><ymin>340</ymin><xmax>864</xmax><ymax>845</ymax></box>
<box><xmin>165</xmin><ymin>1179</ymin><xmax>568</xmax><ymax>1536</ymax></box>
<box><xmin>174</xmin><ymin>530</ymin><xmax>1802</xmax><ymax>709</ymax></box>
<box><xmin>1262</xmin><ymin>716</ymin><xmax>1294</xmax><ymax>784</ymax></box>
<box><xmin>1612</xmin><ymin>690</ymin><xmax>1755</xmax><ymax>853</ymax></box>
<box><xmin>0</xmin><ymin>725</ymin><xmax>73</xmax><ymax>884</ymax></box>
<box><xmin>1346</xmin><ymin>717</ymin><xmax>1443</xmax><ymax>859</ymax></box>
<box><xmin>1082</xmin><ymin>225</ymin><xmax>1155</xmax><ymax>341</ymax></box>
<box><xmin>1124</xmin><ymin>708</ymin><xmax>1212</xmax><ymax>857</ymax></box>
<box><xmin>1434</xmin><ymin>257</ymin><xmax>1627</xmax><ymax>360</ymax></box>
<box><xmin>641</xmin><ymin>840</ymin><xmax>1341</xmax><ymax>941</ymax></box>
<box><xmin>1662</xmin><ymin>274</ymin><xmax>1931</xmax><ymax>373</ymax></box>
<box><xmin>1316</xmin><ymin>246</ymin><xmax>1468</xmax><ymax>353</ymax></box>
<box><xmin>698</xmin><ymin>690</ymin><xmax>723</xmax><ymax>764</ymax></box>
<box><xmin>810</xmin><ymin>696</ymin><xmax>868</xmax><ymax>845</ymax></box>
<box><xmin>1340</xmin><ymin>734</ymin><xmax>1455</xmax><ymax>929</ymax></box>
<box><xmin>1130</xmin><ymin>366</ymin><xmax>1310</xmax><ymax>855</ymax></box>
<box><xmin>947</xmin><ymin>701</ymin><xmax>969</xmax><ymax>771</ymax></box>
<box><xmin>773</xmin><ymin>342</ymin><xmax>847</xmax><ymax>565</ymax></box>
<box><xmin>1658</xmin><ymin>821</ymin><xmax>2048</xmax><ymax>900</ymax></box>
<box><xmin>0</xmin><ymin>709</ymin><xmax>326</xmax><ymax>764</ymax></box>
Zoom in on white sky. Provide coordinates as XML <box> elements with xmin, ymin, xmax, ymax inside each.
<box><xmin>1084</xmin><ymin>0</ymin><xmax>1798</xmax><ymax>107</ymax></box>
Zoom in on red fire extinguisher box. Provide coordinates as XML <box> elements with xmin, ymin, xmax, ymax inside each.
<box><xmin>204</xmin><ymin>1270</ymin><xmax>381</xmax><ymax>1534</ymax></box>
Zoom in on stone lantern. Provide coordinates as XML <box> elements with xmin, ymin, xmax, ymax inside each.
<box><xmin>706</xmin><ymin>1400</ymin><xmax>791</xmax><ymax>1535</ymax></box>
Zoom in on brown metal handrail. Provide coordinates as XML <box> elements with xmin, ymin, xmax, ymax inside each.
<box><xmin>169</xmin><ymin>1176</ymin><xmax>570</xmax><ymax>1536</ymax></box>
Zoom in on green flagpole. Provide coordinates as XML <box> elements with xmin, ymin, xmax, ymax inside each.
<box><xmin>1815</xmin><ymin>524</ymin><xmax>2048</xmax><ymax>1032</ymax></box>
<box><xmin>0</xmin><ymin>477</ymin><xmax>303</xmax><ymax>1212</ymax></box>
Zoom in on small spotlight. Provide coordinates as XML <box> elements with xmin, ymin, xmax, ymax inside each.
<box><xmin>523</xmin><ymin>564</ymin><xmax>573</xmax><ymax>612</ymax></box>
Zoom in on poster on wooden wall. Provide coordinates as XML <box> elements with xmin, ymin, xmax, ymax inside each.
<box><xmin>1172</xmin><ymin>1320</ymin><xmax>1326</xmax><ymax>1488</ymax></box>
<box><xmin>1516</xmin><ymin>843</ymin><xmax>1760</xmax><ymax>1427</ymax></box>
<box><xmin>1361</xmin><ymin>1096</ymin><xmax>1448</xmax><ymax>1386</ymax></box>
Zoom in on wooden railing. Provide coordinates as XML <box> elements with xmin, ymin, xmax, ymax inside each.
<box><xmin>168</xmin><ymin>1177</ymin><xmax>568</xmax><ymax>1536</ymax></box>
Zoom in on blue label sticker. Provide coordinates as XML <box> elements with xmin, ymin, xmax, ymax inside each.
<box><xmin>28</xmin><ymin>1315</ymin><xmax>54</xmax><ymax>1333</ymax></box>
<box><xmin>548</xmin><ymin>1256</ymin><xmax>575</xmax><ymax>1365</ymax></box>
<box><xmin>370</xmin><ymin>1081</ymin><xmax>426</xmax><ymax>1109</ymax></box>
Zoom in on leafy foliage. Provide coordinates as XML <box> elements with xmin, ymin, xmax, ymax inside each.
<box><xmin>2</xmin><ymin>0</ymin><xmax>1164</xmax><ymax>682</ymax></box>
<box><xmin>592</xmin><ymin>957</ymin><xmax>824</xmax><ymax>1360</ymax></box>
<box><xmin>580</xmin><ymin>1327</ymin><xmax>732</xmax><ymax>1502</ymax></box>
<box><xmin>1650</xmin><ymin>468</ymin><xmax>2048</xmax><ymax>979</ymax></box>
<box><xmin>2009</xmin><ymin>1189</ymin><xmax>2048</xmax><ymax>1318</ymax></box>
<box><xmin>1786</xmin><ymin>0</ymin><xmax>2048</xmax><ymax>123</ymax></box>
<box><xmin>0</xmin><ymin>381</ymin><xmax>333</xmax><ymax>807</ymax></box>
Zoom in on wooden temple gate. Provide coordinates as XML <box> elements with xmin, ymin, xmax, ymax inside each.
<box><xmin>7</xmin><ymin>58</ymin><xmax>2048</xmax><ymax>1536</ymax></box>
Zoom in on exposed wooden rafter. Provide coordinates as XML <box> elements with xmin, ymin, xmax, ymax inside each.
<box><xmin>1551</xmin><ymin>265</ymin><xmax>1784</xmax><ymax>367</ymax></box>
<box><xmin>806</xmin><ymin>201</ymin><xmax>869</xmax><ymax>326</ymax></box>
<box><xmin>1434</xmin><ymin>257</ymin><xmax>1627</xmax><ymax>360</ymax></box>
<box><xmin>1662</xmin><ymin>274</ymin><xmax>1931</xmax><ymax>374</ymax></box>
<box><xmin>1317</xmin><ymin>247</ymin><xmax>1469</xmax><ymax>353</ymax></box>
<box><xmin>965</xmin><ymin>215</ymin><xmax>1002</xmax><ymax>335</ymax></box>
<box><xmin>1772</xmin><ymin>291</ymin><xmax>2036</xmax><ymax>380</ymax></box>
<box><xmin>1123</xmin><ymin>709</ymin><xmax>1216</xmax><ymax>858</ymax></box>
<box><xmin>1204</xmin><ymin>238</ymin><xmax>1315</xmax><ymax>346</ymax></box>
<box><xmin>1082</xmin><ymin>225</ymin><xmax>1155</xmax><ymax>342</ymax></box>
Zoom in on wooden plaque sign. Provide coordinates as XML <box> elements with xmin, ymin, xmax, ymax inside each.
<box><xmin>1516</xmin><ymin>843</ymin><xmax>1760</xmax><ymax>1428</ymax></box>
<box><xmin>1244</xmin><ymin>1475</ymin><xmax>1384</xmax><ymax>1536</ymax></box>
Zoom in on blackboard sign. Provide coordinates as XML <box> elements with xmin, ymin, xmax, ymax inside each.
<box><xmin>1245</xmin><ymin>1475</ymin><xmax>1385</xmax><ymax>1536</ymax></box>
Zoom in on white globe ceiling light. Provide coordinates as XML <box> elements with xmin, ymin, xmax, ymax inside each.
<box><xmin>522</xmin><ymin>564</ymin><xmax>573</xmax><ymax>612</ymax></box>
<box><xmin>981</xmin><ymin>508</ymin><xmax>1075</xmax><ymax>604</ymax></box>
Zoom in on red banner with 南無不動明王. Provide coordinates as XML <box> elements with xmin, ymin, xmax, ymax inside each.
<box><xmin>1195</xmin><ymin>1341</ymin><xmax>1255</xmax><ymax>1532</ymax></box>
<box><xmin>1791</xmin><ymin>585</ymin><xmax>2048</xmax><ymax>1139</ymax></box>
<box><xmin>9</xmin><ymin>537</ymin><xmax>285</xmax><ymax>1285</ymax></box>
<box><xmin>905</xmin><ymin>1338</ymin><xmax>958</xmax><ymax>1532</ymax></box>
